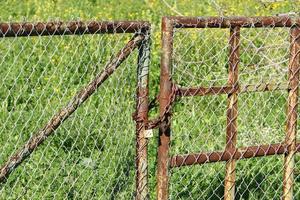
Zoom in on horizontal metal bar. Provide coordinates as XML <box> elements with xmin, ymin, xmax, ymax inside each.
<box><xmin>0</xmin><ymin>21</ymin><xmax>150</xmax><ymax>37</ymax></box>
<box><xmin>169</xmin><ymin>16</ymin><xmax>300</xmax><ymax>28</ymax></box>
<box><xmin>177</xmin><ymin>83</ymin><xmax>289</xmax><ymax>97</ymax></box>
<box><xmin>170</xmin><ymin>142</ymin><xmax>300</xmax><ymax>168</ymax></box>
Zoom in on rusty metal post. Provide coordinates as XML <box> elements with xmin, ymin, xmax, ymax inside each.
<box><xmin>283</xmin><ymin>25</ymin><xmax>300</xmax><ymax>200</ymax></box>
<box><xmin>135</xmin><ymin>29</ymin><xmax>151</xmax><ymax>200</ymax></box>
<box><xmin>224</xmin><ymin>26</ymin><xmax>240</xmax><ymax>200</ymax></box>
<box><xmin>157</xmin><ymin>17</ymin><xmax>173</xmax><ymax>200</ymax></box>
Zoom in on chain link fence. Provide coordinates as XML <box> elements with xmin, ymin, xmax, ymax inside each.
<box><xmin>0</xmin><ymin>21</ymin><xmax>150</xmax><ymax>199</ymax></box>
<box><xmin>1</xmin><ymin>16</ymin><xmax>300</xmax><ymax>200</ymax></box>
<box><xmin>157</xmin><ymin>16</ymin><xmax>300</xmax><ymax>200</ymax></box>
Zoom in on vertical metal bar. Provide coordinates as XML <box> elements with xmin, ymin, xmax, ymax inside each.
<box><xmin>157</xmin><ymin>17</ymin><xmax>173</xmax><ymax>200</ymax></box>
<box><xmin>136</xmin><ymin>30</ymin><xmax>151</xmax><ymax>200</ymax></box>
<box><xmin>283</xmin><ymin>25</ymin><xmax>300</xmax><ymax>200</ymax></box>
<box><xmin>224</xmin><ymin>26</ymin><xmax>240</xmax><ymax>200</ymax></box>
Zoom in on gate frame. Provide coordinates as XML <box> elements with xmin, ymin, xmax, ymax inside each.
<box><xmin>0</xmin><ymin>20</ymin><xmax>151</xmax><ymax>200</ymax></box>
<box><xmin>158</xmin><ymin>16</ymin><xmax>300</xmax><ymax>200</ymax></box>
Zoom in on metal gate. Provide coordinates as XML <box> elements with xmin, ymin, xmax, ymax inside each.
<box><xmin>1</xmin><ymin>16</ymin><xmax>300</xmax><ymax>200</ymax></box>
<box><xmin>0</xmin><ymin>20</ymin><xmax>150</xmax><ymax>199</ymax></box>
<box><xmin>157</xmin><ymin>16</ymin><xmax>300</xmax><ymax>200</ymax></box>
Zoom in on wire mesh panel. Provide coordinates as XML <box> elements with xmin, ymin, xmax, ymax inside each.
<box><xmin>157</xmin><ymin>16</ymin><xmax>300</xmax><ymax>200</ymax></box>
<box><xmin>0</xmin><ymin>21</ymin><xmax>150</xmax><ymax>199</ymax></box>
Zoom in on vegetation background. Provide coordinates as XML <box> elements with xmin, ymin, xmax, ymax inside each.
<box><xmin>0</xmin><ymin>0</ymin><xmax>300</xmax><ymax>199</ymax></box>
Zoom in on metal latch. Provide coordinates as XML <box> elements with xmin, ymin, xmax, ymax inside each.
<box><xmin>144</xmin><ymin>129</ymin><xmax>153</xmax><ymax>138</ymax></box>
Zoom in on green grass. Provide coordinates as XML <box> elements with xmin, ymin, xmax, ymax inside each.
<box><xmin>0</xmin><ymin>0</ymin><xmax>300</xmax><ymax>199</ymax></box>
